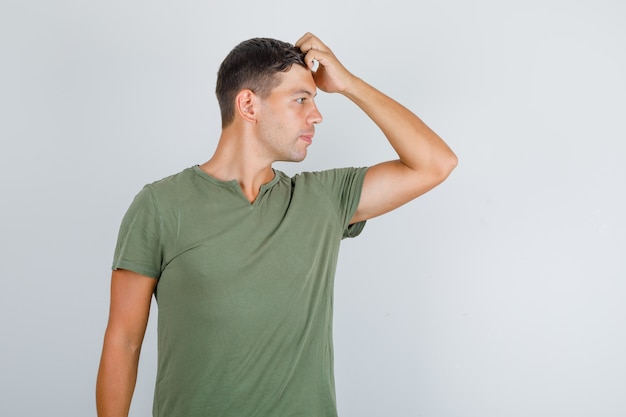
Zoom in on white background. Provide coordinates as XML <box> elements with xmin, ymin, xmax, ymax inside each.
<box><xmin>1</xmin><ymin>0</ymin><xmax>625</xmax><ymax>416</ymax></box>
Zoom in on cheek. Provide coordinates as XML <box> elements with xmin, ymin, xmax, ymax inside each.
<box><xmin>258</xmin><ymin>117</ymin><xmax>287</xmax><ymax>141</ymax></box>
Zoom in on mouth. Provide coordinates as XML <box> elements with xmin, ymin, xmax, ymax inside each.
<box><xmin>299</xmin><ymin>131</ymin><xmax>314</xmax><ymax>144</ymax></box>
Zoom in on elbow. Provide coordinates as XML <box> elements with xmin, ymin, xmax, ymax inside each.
<box><xmin>434</xmin><ymin>150</ymin><xmax>458</xmax><ymax>182</ymax></box>
<box><xmin>446</xmin><ymin>151</ymin><xmax>459</xmax><ymax>176</ymax></box>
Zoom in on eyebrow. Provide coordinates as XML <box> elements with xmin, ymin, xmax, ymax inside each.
<box><xmin>292</xmin><ymin>89</ymin><xmax>317</xmax><ymax>98</ymax></box>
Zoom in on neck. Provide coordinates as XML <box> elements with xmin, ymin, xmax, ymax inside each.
<box><xmin>200</xmin><ymin>128</ymin><xmax>275</xmax><ymax>203</ymax></box>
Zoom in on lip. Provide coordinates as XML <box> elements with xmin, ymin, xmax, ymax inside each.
<box><xmin>299</xmin><ymin>131</ymin><xmax>314</xmax><ymax>144</ymax></box>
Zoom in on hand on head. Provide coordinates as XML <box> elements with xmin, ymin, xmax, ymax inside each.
<box><xmin>295</xmin><ymin>32</ymin><xmax>357</xmax><ymax>94</ymax></box>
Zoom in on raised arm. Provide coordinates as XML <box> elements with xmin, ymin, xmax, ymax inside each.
<box><xmin>295</xmin><ymin>33</ymin><xmax>457</xmax><ymax>224</ymax></box>
<box><xmin>96</xmin><ymin>269</ymin><xmax>157</xmax><ymax>417</ymax></box>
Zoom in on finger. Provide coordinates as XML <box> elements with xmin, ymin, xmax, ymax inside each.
<box><xmin>304</xmin><ymin>50</ymin><xmax>320</xmax><ymax>72</ymax></box>
<box><xmin>303</xmin><ymin>49</ymin><xmax>331</xmax><ymax>71</ymax></box>
<box><xmin>295</xmin><ymin>32</ymin><xmax>318</xmax><ymax>49</ymax></box>
<box><xmin>295</xmin><ymin>32</ymin><xmax>329</xmax><ymax>53</ymax></box>
<box><xmin>303</xmin><ymin>49</ymin><xmax>317</xmax><ymax>70</ymax></box>
<box><xmin>294</xmin><ymin>32</ymin><xmax>314</xmax><ymax>48</ymax></box>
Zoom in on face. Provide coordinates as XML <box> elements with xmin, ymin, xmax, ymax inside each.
<box><xmin>255</xmin><ymin>65</ymin><xmax>323</xmax><ymax>162</ymax></box>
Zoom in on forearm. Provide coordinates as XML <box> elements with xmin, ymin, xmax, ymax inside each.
<box><xmin>96</xmin><ymin>333</ymin><xmax>141</xmax><ymax>417</ymax></box>
<box><xmin>341</xmin><ymin>77</ymin><xmax>457</xmax><ymax>174</ymax></box>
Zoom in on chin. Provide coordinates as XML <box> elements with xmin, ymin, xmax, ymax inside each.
<box><xmin>282</xmin><ymin>151</ymin><xmax>307</xmax><ymax>163</ymax></box>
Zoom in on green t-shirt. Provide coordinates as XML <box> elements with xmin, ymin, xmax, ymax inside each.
<box><xmin>113</xmin><ymin>165</ymin><xmax>368</xmax><ymax>417</ymax></box>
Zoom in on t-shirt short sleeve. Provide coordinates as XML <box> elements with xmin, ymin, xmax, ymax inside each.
<box><xmin>112</xmin><ymin>185</ymin><xmax>162</xmax><ymax>278</ymax></box>
<box><xmin>310</xmin><ymin>167</ymin><xmax>368</xmax><ymax>239</ymax></box>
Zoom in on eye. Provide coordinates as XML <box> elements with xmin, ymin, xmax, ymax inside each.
<box><xmin>296</xmin><ymin>97</ymin><xmax>306</xmax><ymax>104</ymax></box>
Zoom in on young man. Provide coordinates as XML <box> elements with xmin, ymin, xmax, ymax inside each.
<box><xmin>96</xmin><ymin>33</ymin><xmax>457</xmax><ymax>417</ymax></box>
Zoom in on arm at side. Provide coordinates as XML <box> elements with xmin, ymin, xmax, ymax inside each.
<box><xmin>96</xmin><ymin>269</ymin><xmax>157</xmax><ymax>417</ymax></box>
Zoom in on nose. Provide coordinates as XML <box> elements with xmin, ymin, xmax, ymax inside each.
<box><xmin>309</xmin><ymin>103</ymin><xmax>323</xmax><ymax>125</ymax></box>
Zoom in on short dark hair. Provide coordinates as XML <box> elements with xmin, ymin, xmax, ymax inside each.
<box><xmin>216</xmin><ymin>37</ymin><xmax>307</xmax><ymax>127</ymax></box>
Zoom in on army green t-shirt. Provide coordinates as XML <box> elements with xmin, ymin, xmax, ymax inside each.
<box><xmin>113</xmin><ymin>165</ymin><xmax>367</xmax><ymax>417</ymax></box>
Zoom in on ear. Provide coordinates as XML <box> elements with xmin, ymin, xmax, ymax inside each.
<box><xmin>235</xmin><ymin>89</ymin><xmax>258</xmax><ymax>123</ymax></box>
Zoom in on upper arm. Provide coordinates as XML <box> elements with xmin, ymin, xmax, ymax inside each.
<box><xmin>104</xmin><ymin>269</ymin><xmax>157</xmax><ymax>350</ymax></box>
<box><xmin>350</xmin><ymin>158</ymin><xmax>456</xmax><ymax>224</ymax></box>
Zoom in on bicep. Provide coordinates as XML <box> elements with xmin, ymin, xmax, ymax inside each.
<box><xmin>105</xmin><ymin>269</ymin><xmax>157</xmax><ymax>349</ymax></box>
<box><xmin>350</xmin><ymin>160</ymin><xmax>447</xmax><ymax>224</ymax></box>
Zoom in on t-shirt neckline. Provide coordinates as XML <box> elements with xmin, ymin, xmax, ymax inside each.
<box><xmin>191</xmin><ymin>165</ymin><xmax>282</xmax><ymax>205</ymax></box>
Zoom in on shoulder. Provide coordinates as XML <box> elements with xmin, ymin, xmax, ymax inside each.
<box><xmin>286</xmin><ymin>167</ymin><xmax>368</xmax><ymax>209</ymax></box>
<box><xmin>138</xmin><ymin>166</ymin><xmax>204</xmax><ymax>199</ymax></box>
<box><xmin>145</xmin><ymin>166</ymin><xmax>196</xmax><ymax>190</ymax></box>
<box><xmin>290</xmin><ymin>167</ymin><xmax>369</xmax><ymax>191</ymax></box>
<box><xmin>291</xmin><ymin>167</ymin><xmax>368</xmax><ymax>183</ymax></box>
<box><xmin>126</xmin><ymin>166</ymin><xmax>199</xmax><ymax>212</ymax></box>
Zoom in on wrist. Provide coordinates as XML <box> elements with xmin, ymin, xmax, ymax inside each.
<box><xmin>340</xmin><ymin>76</ymin><xmax>368</xmax><ymax>99</ymax></box>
